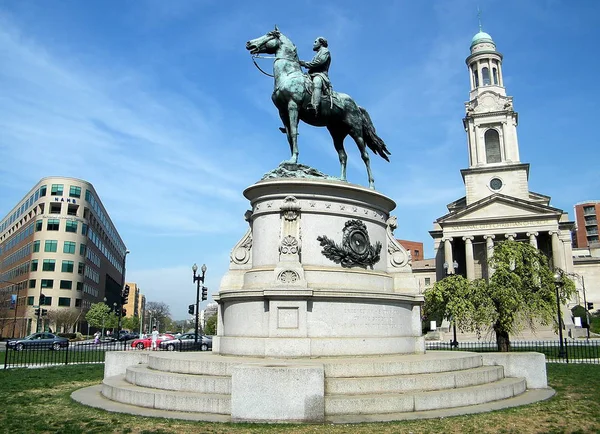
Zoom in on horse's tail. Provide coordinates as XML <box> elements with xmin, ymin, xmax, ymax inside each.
<box><xmin>359</xmin><ymin>106</ymin><xmax>391</xmax><ymax>162</ymax></box>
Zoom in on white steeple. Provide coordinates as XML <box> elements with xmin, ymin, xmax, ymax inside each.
<box><xmin>461</xmin><ymin>27</ymin><xmax>529</xmax><ymax>205</ymax></box>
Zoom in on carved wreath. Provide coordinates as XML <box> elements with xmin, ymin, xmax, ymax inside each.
<box><xmin>317</xmin><ymin>220</ymin><xmax>381</xmax><ymax>268</ymax></box>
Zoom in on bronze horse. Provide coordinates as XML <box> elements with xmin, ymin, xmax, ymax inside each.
<box><xmin>246</xmin><ymin>27</ymin><xmax>390</xmax><ymax>188</ymax></box>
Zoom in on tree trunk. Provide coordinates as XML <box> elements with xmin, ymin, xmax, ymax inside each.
<box><xmin>494</xmin><ymin>325</ymin><xmax>511</xmax><ymax>352</ymax></box>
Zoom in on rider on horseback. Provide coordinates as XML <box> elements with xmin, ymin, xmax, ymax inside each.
<box><xmin>299</xmin><ymin>37</ymin><xmax>331</xmax><ymax>115</ymax></box>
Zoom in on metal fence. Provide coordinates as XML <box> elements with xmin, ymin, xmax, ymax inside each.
<box><xmin>426</xmin><ymin>339</ymin><xmax>600</xmax><ymax>364</ymax></box>
<box><xmin>2</xmin><ymin>338</ymin><xmax>209</xmax><ymax>369</ymax></box>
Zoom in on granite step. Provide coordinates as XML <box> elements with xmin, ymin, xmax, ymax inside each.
<box><xmin>325</xmin><ymin>377</ymin><xmax>527</xmax><ymax>415</ymax></box>
<box><xmin>126</xmin><ymin>364</ymin><xmax>231</xmax><ymax>394</ymax></box>
<box><xmin>102</xmin><ymin>375</ymin><xmax>230</xmax><ymax>414</ymax></box>
<box><xmin>325</xmin><ymin>365</ymin><xmax>504</xmax><ymax>395</ymax></box>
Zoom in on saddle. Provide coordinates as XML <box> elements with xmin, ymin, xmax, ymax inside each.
<box><xmin>304</xmin><ymin>73</ymin><xmax>340</xmax><ymax>109</ymax></box>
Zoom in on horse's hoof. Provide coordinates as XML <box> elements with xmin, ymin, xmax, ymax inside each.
<box><xmin>279</xmin><ymin>127</ymin><xmax>287</xmax><ymax>134</ymax></box>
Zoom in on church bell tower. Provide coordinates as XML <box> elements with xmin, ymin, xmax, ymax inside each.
<box><xmin>462</xmin><ymin>28</ymin><xmax>530</xmax><ymax>206</ymax></box>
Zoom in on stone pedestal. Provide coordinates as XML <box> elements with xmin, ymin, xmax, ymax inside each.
<box><xmin>214</xmin><ymin>178</ymin><xmax>424</xmax><ymax>357</ymax></box>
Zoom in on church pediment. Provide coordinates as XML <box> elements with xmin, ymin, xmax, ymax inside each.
<box><xmin>437</xmin><ymin>194</ymin><xmax>563</xmax><ymax>225</ymax></box>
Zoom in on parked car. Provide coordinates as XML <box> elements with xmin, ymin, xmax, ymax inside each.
<box><xmin>117</xmin><ymin>331</ymin><xmax>139</xmax><ymax>341</ymax></box>
<box><xmin>7</xmin><ymin>332</ymin><xmax>69</xmax><ymax>351</ymax></box>
<box><xmin>130</xmin><ymin>334</ymin><xmax>174</xmax><ymax>350</ymax></box>
<box><xmin>158</xmin><ymin>333</ymin><xmax>212</xmax><ymax>351</ymax></box>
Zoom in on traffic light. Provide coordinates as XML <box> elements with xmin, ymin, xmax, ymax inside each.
<box><xmin>41</xmin><ymin>309</ymin><xmax>48</xmax><ymax>316</ymax></box>
<box><xmin>122</xmin><ymin>285</ymin><xmax>130</xmax><ymax>305</ymax></box>
<box><xmin>188</xmin><ymin>304</ymin><xmax>195</xmax><ymax>315</ymax></box>
<box><xmin>34</xmin><ymin>308</ymin><xmax>40</xmax><ymax>316</ymax></box>
<box><xmin>201</xmin><ymin>286</ymin><xmax>208</xmax><ymax>301</ymax></box>
<box><xmin>122</xmin><ymin>308</ymin><xmax>127</xmax><ymax>317</ymax></box>
<box><xmin>39</xmin><ymin>293</ymin><xmax>46</xmax><ymax>305</ymax></box>
<box><xmin>588</xmin><ymin>302</ymin><xmax>595</xmax><ymax>311</ymax></box>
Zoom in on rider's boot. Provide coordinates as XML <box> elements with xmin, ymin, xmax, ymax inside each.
<box><xmin>308</xmin><ymin>84</ymin><xmax>321</xmax><ymax>115</ymax></box>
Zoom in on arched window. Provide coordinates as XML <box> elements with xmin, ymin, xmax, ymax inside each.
<box><xmin>484</xmin><ymin>129</ymin><xmax>501</xmax><ymax>163</ymax></box>
<box><xmin>473</xmin><ymin>68</ymin><xmax>479</xmax><ymax>87</ymax></box>
<box><xmin>492</xmin><ymin>68</ymin><xmax>498</xmax><ymax>85</ymax></box>
<box><xmin>482</xmin><ymin>67</ymin><xmax>491</xmax><ymax>85</ymax></box>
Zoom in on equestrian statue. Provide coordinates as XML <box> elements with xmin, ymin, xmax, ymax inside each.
<box><xmin>246</xmin><ymin>26</ymin><xmax>390</xmax><ymax>189</ymax></box>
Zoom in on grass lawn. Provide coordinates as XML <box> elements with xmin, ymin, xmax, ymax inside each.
<box><xmin>0</xmin><ymin>364</ymin><xmax>599</xmax><ymax>434</ymax></box>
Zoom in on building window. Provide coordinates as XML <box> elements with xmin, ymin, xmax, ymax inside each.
<box><xmin>482</xmin><ymin>67</ymin><xmax>491</xmax><ymax>85</ymax></box>
<box><xmin>42</xmin><ymin>296</ymin><xmax>52</xmax><ymax>306</ymax></box>
<box><xmin>78</xmin><ymin>262</ymin><xmax>85</xmax><ymax>275</ymax></box>
<box><xmin>82</xmin><ymin>223</ymin><xmax>88</xmax><ymax>236</ymax></box>
<box><xmin>63</xmin><ymin>241</ymin><xmax>76</xmax><ymax>254</ymax></box>
<box><xmin>49</xmin><ymin>203</ymin><xmax>61</xmax><ymax>214</ymax></box>
<box><xmin>50</xmin><ymin>184</ymin><xmax>63</xmax><ymax>196</ymax></box>
<box><xmin>484</xmin><ymin>129</ymin><xmax>501</xmax><ymax>163</ymax></box>
<box><xmin>69</xmin><ymin>186</ymin><xmax>81</xmax><ymax>198</ymax></box>
<box><xmin>76</xmin><ymin>282</ymin><xmax>83</xmax><ymax>291</ymax></box>
<box><xmin>65</xmin><ymin>221</ymin><xmax>78</xmax><ymax>233</ymax></box>
<box><xmin>35</xmin><ymin>220</ymin><xmax>43</xmax><ymax>232</ymax></box>
<box><xmin>42</xmin><ymin>259</ymin><xmax>56</xmax><ymax>271</ymax></box>
<box><xmin>492</xmin><ymin>67</ymin><xmax>498</xmax><ymax>85</ymax></box>
<box><xmin>415</xmin><ymin>249</ymin><xmax>420</xmax><ymax>258</ymax></box>
<box><xmin>41</xmin><ymin>279</ymin><xmax>54</xmax><ymax>289</ymax></box>
<box><xmin>58</xmin><ymin>297</ymin><xmax>71</xmax><ymax>306</ymax></box>
<box><xmin>31</xmin><ymin>260</ymin><xmax>38</xmax><ymax>272</ymax></box>
<box><xmin>75</xmin><ymin>298</ymin><xmax>82</xmax><ymax>307</ymax></box>
<box><xmin>33</xmin><ymin>240</ymin><xmax>40</xmax><ymax>252</ymax></box>
<box><xmin>80</xmin><ymin>244</ymin><xmax>86</xmax><ymax>256</ymax></box>
<box><xmin>62</xmin><ymin>260</ymin><xmax>74</xmax><ymax>273</ymax></box>
<box><xmin>47</xmin><ymin>219</ymin><xmax>60</xmax><ymax>231</ymax></box>
<box><xmin>425</xmin><ymin>277</ymin><xmax>431</xmax><ymax>286</ymax></box>
<box><xmin>29</xmin><ymin>279</ymin><xmax>36</xmax><ymax>289</ymax></box>
<box><xmin>473</xmin><ymin>68</ymin><xmax>479</xmax><ymax>87</ymax></box>
<box><xmin>60</xmin><ymin>280</ymin><xmax>72</xmax><ymax>290</ymax></box>
<box><xmin>45</xmin><ymin>240</ymin><xmax>58</xmax><ymax>252</ymax></box>
<box><xmin>27</xmin><ymin>296</ymin><xmax>34</xmax><ymax>305</ymax></box>
<box><xmin>67</xmin><ymin>204</ymin><xmax>79</xmax><ymax>216</ymax></box>
<box><xmin>39</xmin><ymin>185</ymin><xmax>47</xmax><ymax>197</ymax></box>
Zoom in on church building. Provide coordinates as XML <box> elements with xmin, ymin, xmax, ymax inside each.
<box><xmin>429</xmin><ymin>28</ymin><xmax>575</xmax><ymax>303</ymax></box>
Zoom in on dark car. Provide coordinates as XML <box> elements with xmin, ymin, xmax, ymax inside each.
<box><xmin>7</xmin><ymin>332</ymin><xmax>69</xmax><ymax>351</ymax></box>
<box><xmin>115</xmin><ymin>330</ymin><xmax>139</xmax><ymax>341</ymax></box>
<box><xmin>158</xmin><ymin>333</ymin><xmax>212</xmax><ymax>351</ymax></box>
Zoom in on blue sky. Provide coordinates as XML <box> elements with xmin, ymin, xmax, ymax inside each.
<box><xmin>1</xmin><ymin>1</ymin><xmax>598</xmax><ymax>319</ymax></box>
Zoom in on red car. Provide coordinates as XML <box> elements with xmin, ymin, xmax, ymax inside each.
<box><xmin>130</xmin><ymin>334</ymin><xmax>174</xmax><ymax>350</ymax></box>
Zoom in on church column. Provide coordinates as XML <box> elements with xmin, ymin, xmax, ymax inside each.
<box><xmin>505</xmin><ymin>233</ymin><xmax>517</xmax><ymax>241</ymax></box>
<box><xmin>483</xmin><ymin>234</ymin><xmax>496</xmax><ymax>277</ymax></box>
<box><xmin>550</xmin><ymin>230</ymin><xmax>565</xmax><ymax>270</ymax></box>
<box><xmin>527</xmin><ymin>231</ymin><xmax>538</xmax><ymax>248</ymax></box>
<box><xmin>443</xmin><ymin>237</ymin><xmax>455</xmax><ymax>274</ymax></box>
<box><xmin>463</xmin><ymin>236</ymin><xmax>475</xmax><ymax>280</ymax></box>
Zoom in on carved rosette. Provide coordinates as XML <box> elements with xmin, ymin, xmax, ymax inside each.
<box><xmin>278</xmin><ymin>270</ymin><xmax>299</xmax><ymax>283</ymax></box>
<box><xmin>280</xmin><ymin>235</ymin><xmax>299</xmax><ymax>255</ymax></box>
<box><xmin>385</xmin><ymin>216</ymin><xmax>410</xmax><ymax>268</ymax></box>
<box><xmin>317</xmin><ymin>219</ymin><xmax>381</xmax><ymax>269</ymax></box>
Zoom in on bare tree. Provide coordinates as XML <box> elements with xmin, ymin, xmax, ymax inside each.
<box><xmin>145</xmin><ymin>301</ymin><xmax>171</xmax><ymax>332</ymax></box>
<box><xmin>46</xmin><ymin>309</ymin><xmax>82</xmax><ymax>333</ymax></box>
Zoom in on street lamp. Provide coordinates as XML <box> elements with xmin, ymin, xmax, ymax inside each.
<box><xmin>443</xmin><ymin>260</ymin><xmax>459</xmax><ymax>348</ymax></box>
<box><xmin>101</xmin><ymin>297</ymin><xmax>107</xmax><ymax>337</ymax></box>
<box><xmin>192</xmin><ymin>263</ymin><xmax>207</xmax><ymax>345</ymax></box>
<box><xmin>554</xmin><ymin>273</ymin><xmax>566</xmax><ymax>358</ymax></box>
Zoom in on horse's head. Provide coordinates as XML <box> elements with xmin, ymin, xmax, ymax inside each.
<box><xmin>246</xmin><ymin>27</ymin><xmax>282</xmax><ymax>55</ymax></box>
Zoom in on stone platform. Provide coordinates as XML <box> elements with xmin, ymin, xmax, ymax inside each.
<box><xmin>71</xmin><ymin>350</ymin><xmax>553</xmax><ymax>423</ymax></box>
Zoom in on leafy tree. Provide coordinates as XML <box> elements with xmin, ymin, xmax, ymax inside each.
<box><xmin>425</xmin><ymin>240</ymin><xmax>576</xmax><ymax>352</ymax></box>
<box><xmin>85</xmin><ymin>303</ymin><xmax>112</xmax><ymax>329</ymax></box>
<box><xmin>204</xmin><ymin>314</ymin><xmax>217</xmax><ymax>336</ymax></box>
<box><xmin>121</xmin><ymin>315</ymin><xmax>140</xmax><ymax>332</ymax></box>
<box><xmin>46</xmin><ymin>309</ymin><xmax>82</xmax><ymax>333</ymax></box>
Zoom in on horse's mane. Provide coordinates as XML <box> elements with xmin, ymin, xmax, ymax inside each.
<box><xmin>279</xmin><ymin>33</ymin><xmax>299</xmax><ymax>62</ymax></box>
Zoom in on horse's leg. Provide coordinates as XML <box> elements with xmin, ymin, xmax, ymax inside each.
<box><xmin>328</xmin><ymin>127</ymin><xmax>347</xmax><ymax>181</ymax></box>
<box><xmin>287</xmin><ymin>101</ymin><xmax>299</xmax><ymax>164</ymax></box>
<box><xmin>349</xmin><ymin>127</ymin><xmax>375</xmax><ymax>189</ymax></box>
<box><xmin>278</xmin><ymin>109</ymin><xmax>294</xmax><ymax>157</ymax></box>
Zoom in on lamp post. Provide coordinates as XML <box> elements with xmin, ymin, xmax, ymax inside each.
<box><xmin>192</xmin><ymin>263</ymin><xmax>207</xmax><ymax>345</ymax></box>
<box><xmin>569</xmin><ymin>273</ymin><xmax>590</xmax><ymax>340</ymax></box>
<box><xmin>554</xmin><ymin>273</ymin><xmax>566</xmax><ymax>358</ymax></box>
<box><xmin>443</xmin><ymin>260</ymin><xmax>459</xmax><ymax>348</ymax></box>
<box><xmin>101</xmin><ymin>297</ymin><xmax>107</xmax><ymax>337</ymax></box>
<box><xmin>2</xmin><ymin>279</ymin><xmax>22</xmax><ymax>338</ymax></box>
